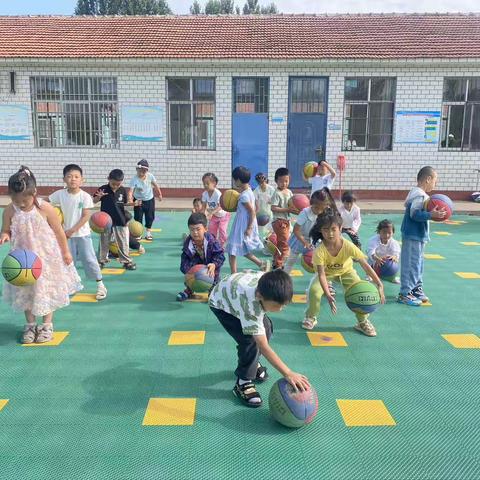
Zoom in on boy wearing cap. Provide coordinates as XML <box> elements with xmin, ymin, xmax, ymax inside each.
<box><xmin>128</xmin><ymin>159</ymin><xmax>162</xmax><ymax>241</ymax></box>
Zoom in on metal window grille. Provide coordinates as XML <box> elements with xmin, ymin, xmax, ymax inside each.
<box><xmin>440</xmin><ymin>77</ymin><xmax>480</xmax><ymax>151</ymax></box>
<box><xmin>233</xmin><ymin>78</ymin><xmax>269</xmax><ymax>113</ymax></box>
<box><xmin>166</xmin><ymin>78</ymin><xmax>215</xmax><ymax>150</ymax></box>
<box><xmin>30</xmin><ymin>76</ymin><xmax>118</xmax><ymax>149</ymax></box>
<box><xmin>290</xmin><ymin>78</ymin><xmax>326</xmax><ymax>113</ymax></box>
<box><xmin>343</xmin><ymin>77</ymin><xmax>396</xmax><ymax>151</ymax></box>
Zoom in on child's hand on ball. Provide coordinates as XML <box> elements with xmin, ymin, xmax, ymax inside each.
<box><xmin>0</xmin><ymin>232</ymin><xmax>10</xmax><ymax>244</ymax></box>
<box><xmin>431</xmin><ymin>206</ymin><xmax>447</xmax><ymax>221</ymax></box>
<box><xmin>327</xmin><ymin>294</ymin><xmax>337</xmax><ymax>314</ymax></box>
<box><xmin>207</xmin><ymin>263</ymin><xmax>216</xmax><ymax>277</ymax></box>
<box><xmin>285</xmin><ymin>372</ymin><xmax>311</xmax><ymax>392</ymax></box>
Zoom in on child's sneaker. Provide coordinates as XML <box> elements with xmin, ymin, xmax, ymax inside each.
<box><xmin>392</xmin><ymin>276</ymin><xmax>400</xmax><ymax>284</ymax></box>
<box><xmin>176</xmin><ymin>290</ymin><xmax>192</xmax><ymax>302</ymax></box>
<box><xmin>354</xmin><ymin>319</ymin><xmax>377</xmax><ymax>337</ymax></box>
<box><xmin>302</xmin><ymin>317</ymin><xmax>318</xmax><ymax>330</ymax></box>
<box><xmin>96</xmin><ymin>283</ymin><xmax>107</xmax><ymax>300</ymax></box>
<box><xmin>411</xmin><ymin>286</ymin><xmax>429</xmax><ymax>303</ymax></box>
<box><xmin>145</xmin><ymin>232</ymin><xmax>153</xmax><ymax>241</ymax></box>
<box><xmin>138</xmin><ymin>245</ymin><xmax>146</xmax><ymax>254</ymax></box>
<box><xmin>397</xmin><ymin>293</ymin><xmax>422</xmax><ymax>306</ymax></box>
<box><xmin>22</xmin><ymin>324</ymin><xmax>37</xmax><ymax>344</ymax></box>
<box><xmin>260</xmin><ymin>260</ymin><xmax>271</xmax><ymax>272</ymax></box>
<box><xmin>36</xmin><ymin>324</ymin><xmax>53</xmax><ymax>343</ymax></box>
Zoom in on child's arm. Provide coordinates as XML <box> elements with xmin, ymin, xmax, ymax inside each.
<box><xmin>253</xmin><ymin>334</ymin><xmax>310</xmax><ymax>391</ymax></box>
<box><xmin>320</xmin><ymin>160</ymin><xmax>336</xmax><ymax>179</ymax></box>
<box><xmin>0</xmin><ymin>205</ymin><xmax>13</xmax><ymax>244</ymax></box>
<box><xmin>43</xmin><ymin>202</ymin><xmax>72</xmax><ymax>265</ymax></box>
<box><xmin>65</xmin><ymin>208</ymin><xmax>90</xmax><ymax>239</ymax></box>
<box><xmin>180</xmin><ymin>250</ymin><xmax>194</xmax><ymax>274</ymax></box>
<box><xmin>93</xmin><ymin>188</ymin><xmax>107</xmax><ymax>204</ymax></box>
<box><xmin>357</xmin><ymin>258</ymin><xmax>385</xmax><ymax>304</ymax></box>
<box><xmin>152</xmin><ymin>181</ymin><xmax>162</xmax><ymax>200</ymax></box>
<box><xmin>410</xmin><ymin>196</ymin><xmax>445</xmax><ymax>222</ymax></box>
<box><xmin>244</xmin><ymin>201</ymin><xmax>256</xmax><ymax>236</ymax></box>
<box><xmin>316</xmin><ymin>265</ymin><xmax>337</xmax><ymax>313</ymax></box>
<box><xmin>293</xmin><ymin>223</ymin><xmax>312</xmax><ymax>250</ymax></box>
<box><xmin>206</xmin><ymin>239</ymin><xmax>225</xmax><ymax>277</ymax></box>
<box><xmin>352</xmin><ymin>207</ymin><xmax>361</xmax><ymax>232</ymax></box>
<box><xmin>366</xmin><ymin>236</ymin><xmax>380</xmax><ymax>264</ymax></box>
<box><xmin>387</xmin><ymin>239</ymin><xmax>401</xmax><ymax>262</ymax></box>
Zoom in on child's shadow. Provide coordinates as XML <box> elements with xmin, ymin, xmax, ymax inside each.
<box><xmin>0</xmin><ymin>323</ymin><xmax>22</xmax><ymax>345</ymax></box>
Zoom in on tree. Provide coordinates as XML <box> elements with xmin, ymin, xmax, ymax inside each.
<box><xmin>74</xmin><ymin>0</ymin><xmax>172</xmax><ymax>15</ymax></box>
<box><xmin>260</xmin><ymin>2</ymin><xmax>277</xmax><ymax>13</ymax></box>
<box><xmin>190</xmin><ymin>0</ymin><xmax>202</xmax><ymax>14</ymax></box>
<box><xmin>242</xmin><ymin>0</ymin><xmax>259</xmax><ymax>14</ymax></box>
<box><xmin>204</xmin><ymin>0</ymin><xmax>235</xmax><ymax>14</ymax></box>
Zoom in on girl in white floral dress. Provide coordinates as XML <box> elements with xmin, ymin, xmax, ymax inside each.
<box><xmin>0</xmin><ymin>167</ymin><xmax>82</xmax><ymax>344</ymax></box>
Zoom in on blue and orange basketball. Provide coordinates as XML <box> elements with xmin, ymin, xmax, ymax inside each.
<box><xmin>256</xmin><ymin>213</ymin><xmax>270</xmax><ymax>227</ymax></box>
<box><xmin>374</xmin><ymin>258</ymin><xmax>399</xmax><ymax>279</ymax></box>
<box><xmin>2</xmin><ymin>249</ymin><xmax>42</xmax><ymax>286</ymax></box>
<box><xmin>301</xmin><ymin>250</ymin><xmax>315</xmax><ymax>273</ymax></box>
<box><xmin>185</xmin><ymin>265</ymin><xmax>214</xmax><ymax>293</ymax></box>
<box><xmin>426</xmin><ymin>194</ymin><xmax>454</xmax><ymax>221</ymax></box>
<box><xmin>89</xmin><ymin>211</ymin><xmax>112</xmax><ymax>233</ymax></box>
<box><xmin>303</xmin><ymin>161</ymin><xmax>318</xmax><ymax>179</ymax></box>
<box><xmin>344</xmin><ymin>281</ymin><xmax>380</xmax><ymax>314</ymax></box>
<box><xmin>269</xmin><ymin>378</ymin><xmax>318</xmax><ymax>428</ymax></box>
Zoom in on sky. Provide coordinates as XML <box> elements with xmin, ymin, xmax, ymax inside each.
<box><xmin>0</xmin><ymin>0</ymin><xmax>478</xmax><ymax>15</ymax></box>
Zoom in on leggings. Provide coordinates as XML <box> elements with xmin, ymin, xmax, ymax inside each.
<box><xmin>134</xmin><ymin>197</ymin><xmax>155</xmax><ymax>229</ymax></box>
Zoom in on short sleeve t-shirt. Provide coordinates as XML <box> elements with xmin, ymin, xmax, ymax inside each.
<box><xmin>129</xmin><ymin>172</ymin><xmax>156</xmax><ymax>201</ymax></box>
<box><xmin>209</xmin><ymin>271</ymin><xmax>266</xmax><ymax>336</ymax></box>
<box><xmin>310</xmin><ymin>174</ymin><xmax>334</xmax><ymax>195</ymax></box>
<box><xmin>254</xmin><ymin>184</ymin><xmax>275</xmax><ymax>215</ymax></box>
<box><xmin>98</xmin><ymin>184</ymin><xmax>129</xmax><ymax>226</ymax></box>
<box><xmin>271</xmin><ymin>189</ymin><xmax>293</xmax><ymax>221</ymax></box>
<box><xmin>312</xmin><ymin>239</ymin><xmax>366</xmax><ymax>277</ymax></box>
<box><xmin>49</xmin><ymin>189</ymin><xmax>93</xmax><ymax>237</ymax></box>
<box><xmin>296</xmin><ymin>207</ymin><xmax>318</xmax><ymax>239</ymax></box>
<box><xmin>201</xmin><ymin>188</ymin><xmax>227</xmax><ymax>218</ymax></box>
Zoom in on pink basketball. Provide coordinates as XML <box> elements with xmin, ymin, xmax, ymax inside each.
<box><xmin>288</xmin><ymin>194</ymin><xmax>310</xmax><ymax>213</ymax></box>
<box><xmin>89</xmin><ymin>211</ymin><xmax>112</xmax><ymax>234</ymax></box>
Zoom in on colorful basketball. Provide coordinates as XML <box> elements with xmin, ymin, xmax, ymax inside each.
<box><xmin>374</xmin><ymin>258</ymin><xmax>399</xmax><ymax>279</ymax></box>
<box><xmin>426</xmin><ymin>194</ymin><xmax>454</xmax><ymax>221</ymax></box>
<box><xmin>303</xmin><ymin>161</ymin><xmax>318</xmax><ymax>179</ymax></box>
<box><xmin>185</xmin><ymin>264</ymin><xmax>214</xmax><ymax>293</ymax></box>
<box><xmin>128</xmin><ymin>220</ymin><xmax>144</xmax><ymax>238</ymax></box>
<box><xmin>256</xmin><ymin>213</ymin><xmax>270</xmax><ymax>227</ymax></box>
<box><xmin>2</xmin><ymin>249</ymin><xmax>42</xmax><ymax>286</ymax></box>
<box><xmin>471</xmin><ymin>192</ymin><xmax>480</xmax><ymax>203</ymax></box>
<box><xmin>269</xmin><ymin>378</ymin><xmax>318</xmax><ymax>428</ymax></box>
<box><xmin>301</xmin><ymin>250</ymin><xmax>315</xmax><ymax>273</ymax></box>
<box><xmin>344</xmin><ymin>281</ymin><xmax>380</xmax><ymax>314</ymax></box>
<box><xmin>109</xmin><ymin>242</ymin><xmax>119</xmax><ymax>257</ymax></box>
<box><xmin>265</xmin><ymin>233</ymin><xmax>279</xmax><ymax>256</ymax></box>
<box><xmin>288</xmin><ymin>194</ymin><xmax>310</xmax><ymax>213</ymax></box>
<box><xmin>89</xmin><ymin>211</ymin><xmax>112</xmax><ymax>234</ymax></box>
<box><xmin>53</xmin><ymin>205</ymin><xmax>64</xmax><ymax>224</ymax></box>
<box><xmin>220</xmin><ymin>189</ymin><xmax>240</xmax><ymax>212</ymax></box>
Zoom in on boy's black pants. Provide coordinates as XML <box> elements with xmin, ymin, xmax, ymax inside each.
<box><xmin>210</xmin><ymin>307</ymin><xmax>272</xmax><ymax>381</ymax></box>
<box><xmin>342</xmin><ymin>228</ymin><xmax>362</xmax><ymax>249</ymax></box>
<box><xmin>134</xmin><ymin>197</ymin><xmax>155</xmax><ymax>229</ymax></box>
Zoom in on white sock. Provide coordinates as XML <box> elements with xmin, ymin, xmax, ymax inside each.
<box><xmin>96</xmin><ymin>280</ymin><xmax>104</xmax><ymax>288</ymax></box>
<box><xmin>238</xmin><ymin>378</ymin><xmax>251</xmax><ymax>386</ymax></box>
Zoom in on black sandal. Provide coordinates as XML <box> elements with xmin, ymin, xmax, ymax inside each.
<box><xmin>123</xmin><ymin>262</ymin><xmax>137</xmax><ymax>270</ymax></box>
<box><xmin>233</xmin><ymin>382</ymin><xmax>263</xmax><ymax>408</ymax></box>
<box><xmin>255</xmin><ymin>365</ymin><xmax>269</xmax><ymax>383</ymax></box>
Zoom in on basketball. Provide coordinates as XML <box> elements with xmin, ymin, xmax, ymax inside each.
<box><xmin>265</xmin><ymin>233</ymin><xmax>279</xmax><ymax>256</ymax></box>
<box><xmin>426</xmin><ymin>194</ymin><xmax>454</xmax><ymax>221</ymax></box>
<box><xmin>53</xmin><ymin>205</ymin><xmax>64</xmax><ymax>224</ymax></box>
<box><xmin>128</xmin><ymin>220</ymin><xmax>144</xmax><ymax>238</ymax></box>
<box><xmin>256</xmin><ymin>213</ymin><xmax>270</xmax><ymax>227</ymax></box>
<box><xmin>89</xmin><ymin>211</ymin><xmax>112</xmax><ymax>234</ymax></box>
<box><xmin>185</xmin><ymin>265</ymin><xmax>214</xmax><ymax>293</ymax></box>
<box><xmin>220</xmin><ymin>189</ymin><xmax>240</xmax><ymax>212</ymax></box>
<box><xmin>471</xmin><ymin>192</ymin><xmax>480</xmax><ymax>203</ymax></box>
<box><xmin>301</xmin><ymin>250</ymin><xmax>315</xmax><ymax>273</ymax></box>
<box><xmin>374</xmin><ymin>258</ymin><xmax>399</xmax><ymax>279</ymax></box>
<box><xmin>269</xmin><ymin>378</ymin><xmax>318</xmax><ymax>428</ymax></box>
<box><xmin>288</xmin><ymin>194</ymin><xmax>310</xmax><ymax>213</ymax></box>
<box><xmin>344</xmin><ymin>281</ymin><xmax>380</xmax><ymax>314</ymax></box>
<box><xmin>303</xmin><ymin>161</ymin><xmax>318</xmax><ymax>179</ymax></box>
<box><xmin>2</xmin><ymin>249</ymin><xmax>42</xmax><ymax>286</ymax></box>
<box><xmin>109</xmin><ymin>242</ymin><xmax>119</xmax><ymax>257</ymax></box>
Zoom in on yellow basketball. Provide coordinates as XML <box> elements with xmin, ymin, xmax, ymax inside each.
<box><xmin>303</xmin><ymin>162</ymin><xmax>318</xmax><ymax>179</ymax></box>
<box><xmin>109</xmin><ymin>242</ymin><xmax>119</xmax><ymax>256</ymax></box>
<box><xmin>220</xmin><ymin>189</ymin><xmax>240</xmax><ymax>212</ymax></box>
<box><xmin>128</xmin><ymin>220</ymin><xmax>144</xmax><ymax>238</ymax></box>
<box><xmin>53</xmin><ymin>205</ymin><xmax>64</xmax><ymax>224</ymax></box>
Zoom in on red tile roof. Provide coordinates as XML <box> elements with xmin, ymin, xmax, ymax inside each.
<box><xmin>1</xmin><ymin>14</ymin><xmax>480</xmax><ymax>60</ymax></box>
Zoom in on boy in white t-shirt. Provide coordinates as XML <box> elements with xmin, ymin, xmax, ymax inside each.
<box><xmin>49</xmin><ymin>164</ymin><xmax>107</xmax><ymax>300</ymax></box>
<box><xmin>339</xmin><ymin>190</ymin><xmax>362</xmax><ymax>248</ymax></box>
<box><xmin>306</xmin><ymin>159</ymin><xmax>337</xmax><ymax>196</ymax></box>
<box><xmin>253</xmin><ymin>172</ymin><xmax>275</xmax><ymax>238</ymax></box>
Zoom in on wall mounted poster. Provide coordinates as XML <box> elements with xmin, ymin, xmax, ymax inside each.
<box><xmin>395</xmin><ymin>111</ymin><xmax>440</xmax><ymax>144</ymax></box>
<box><xmin>121</xmin><ymin>105</ymin><xmax>163</xmax><ymax>142</ymax></box>
<box><xmin>0</xmin><ymin>104</ymin><xmax>30</xmax><ymax>140</ymax></box>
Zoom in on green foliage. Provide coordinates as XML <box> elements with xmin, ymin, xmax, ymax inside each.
<box><xmin>74</xmin><ymin>0</ymin><xmax>172</xmax><ymax>15</ymax></box>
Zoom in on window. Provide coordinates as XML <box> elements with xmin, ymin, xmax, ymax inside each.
<box><xmin>290</xmin><ymin>78</ymin><xmax>326</xmax><ymax>113</ymax></box>
<box><xmin>441</xmin><ymin>78</ymin><xmax>480</xmax><ymax>151</ymax></box>
<box><xmin>167</xmin><ymin>78</ymin><xmax>215</xmax><ymax>149</ymax></box>
<box><xmin>343</xmin><ymin>77</ymin><xmax>396</xmax><ymax>151</ymax></box>
<box><xmin>30</xmin><ymin>76</ymin><xmax>118</xmax><ymax>148</ymax></box>
<box><xmin>233</xmin><ymin>78</ymin><xmax>269</xmax><ymax>113</ymax></box>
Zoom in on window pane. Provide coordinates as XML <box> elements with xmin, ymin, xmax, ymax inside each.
<box><xmin>446</xmin><ymin>104</ymin><xmax>464</xmax><ymax>147</ymax></box>
<box><xmin>168</xmin><ymin>79</ymin><xmax>190</xmax><ymax>101</ymax></box>
<box><xmin>233</xmin><ymin>78</ymin><xmax>269</xmax><ymax>113</ymax></box>
<box><xmin>367</xmin><ymin>135</ymin><xmax>392</xmax><ymax>150</ymax></box>
<box><xmin>193</xmin><ymin>79</ymin><xmax>215</xmax><ymax>101</ymax></box>
<box><xmin>345</xmin><ymin>103</ymin><xmax>368</xmax><ymax>119</ymax></box>
<box><xmin>193</xmin><ymin>103</ymin><xmax>215</xmax><ymax>148</ymax></box>
<box><xmin>345</xmin><ymin>78</ymin><xmax>368</xmax><ymax>101</ymax></box>
<box><xmin>343</xmin><ymin>134</ymin><xmax>366</xmax><ymax>149</ymax></box>
<box><xmin>65</xmin><ymin>103</ymin><xmax>90</xmax><ymax>146</ymax></box>
<box><xmin>369</xmin><ymin>102</ymin><xmax>394</xmax><ymax>118</ymax></box>
<box><xmin>169</xmin><ymin>103</ymin><xmax>191</xmax><ymax>147</ymax></box>
<box><xmin>468</xmin><ymin>78</ymin><xmax>480</xmax><ymax>101</ymax></box>
<box><xmin>291</xmin><ymin>78</ymin><xmax>326</xmax><ymax>113</ymax></box>
<box><xmin>463</xmin><ymin>103</ymin><xmax>480</xmax><ymax>151</ymax></box>
<box><xmin>370</xmin><ymin>78</ymin><xmax>396</xmax><ymax>101</ymax></box>
<box><xmin>64</xmin><ymin>77</ymin><xmax>89</xmax><ymax>101</ymax></box>
<box><xmin>443</xmin><ymin>78</ymin><xmax>467</xmax><ymax>102</ymax></box>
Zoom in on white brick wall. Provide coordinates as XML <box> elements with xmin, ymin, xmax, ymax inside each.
<box><xmin>0</xmin><ymin>60</ymin><xmax>479</xmax><ymax>193</ymax></box>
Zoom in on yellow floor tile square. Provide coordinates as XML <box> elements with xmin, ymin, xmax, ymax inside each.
<box><xmin>0</xmin><ymin>399</ymin><xmax>9</xmax><ymax>411</ymax></box>
<box><xmin>455</xmin><ymin>272</ymin><xmax>480</xmax><ymax>279</ymax></box>
<box><xmin>442</xmin><ymin>334</ymin><xmax>480</xmax><ymax>349</ymax></box>
<box><xmin>143</xmin><ymin>398</ymin><xmax>196</xmax><ymax>426</ymax></box>
<box><xmin>186</xmin><ymin>293</ymin><xmax>208</xmax><ymax>303</ymax></box>
<box><xmin>424</xmin><ymin>254</ymin><xmax>445</xmax><ymax>260</ymax></box>
<box><xmin>168</xmin><ymin>331</ymin><xmax>205</xmax><ymax>345</ymax></box>
<box><xmin>139</xmin><ymin>239</ymin><xmax>153</xmax><ymax>244</ymax></box>
<box><xmin>71</xmin><ymin>293</ymin><xmax>97</xmax><ymax>303</ymax></box>
<box><xmin>101</xmin><ymin>268</ymin><xmax>125</xmax><ymax>275</ymax></box>
<box><xmin>307</xmin><ymin>332</ymin><xmax>348</xmax><ymax>347</ymax></box>
<box><xmin>337</xmin><ymin>399</ymin><xmax>396</xmax><ymax>427</ymax></box>
<box><xmin>290</xmin><ymin>270</ymin><xmax>304</xmax><ymax>277</ymax></box>
<box><xmin>461</xmin><ymin>242</ymin><xmax>480</xmax><ymax>246</ymax></box>
<box><xmin>433</xmin><ymin>231</ymin><xmax>451</xmax><ymax>236</ymax></box>
<box><xmin>443</xmin><ymin>220</ymin><xmax>462</xmax><ymax>225</ymax></box>
<box><xmin>292</xmin><ymin>294</ymin><xmax>307</xmax><ymax>303</ymax></box>
<box><xmin>421</xmin><ymin>301</ymin><xmax>432</xmax><ymax>307</ymax></box>
<box><xmin>136</xmin><ymin>295</ymin><xmax>146</xmax><ymax>301</ymax></box>
<box><xmin>23</xmin><ymin>331</ymin><xmax>69</xmax><ymax>347</ymax></box>
<box><xmin>150</xmin><ymin>228</ymin><xmax>162</xmax><ymax>232</ymax></box>
<box><xmin>130</xmin><ymin>252</ymin><xmax>141</xmax><ymax>257</ymax></box>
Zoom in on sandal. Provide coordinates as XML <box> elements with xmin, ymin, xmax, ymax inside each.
<box><xmin>123</xmin><ymin>262</ymin><xmax>137</xmax><ymax>271</ymax></box>
<box><xmin>302</xmin><ymin>317</ymin><xmax>318</xmax><ymax>330</ymax></box>
<box><xmin>255</xmin><ymin>365</ymin><xmax>269</xmax><ymax>383</ymax></box>
<box><xmin>233</xmin><ymin>381</ymin><xmax>263</xmax><ymax>408</ymax></box>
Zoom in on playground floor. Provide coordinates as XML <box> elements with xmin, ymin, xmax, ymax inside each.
<box><xmin>0</xmin><ymin>212</ymin><xmax>479</xmax><ymax>479</ymax></box>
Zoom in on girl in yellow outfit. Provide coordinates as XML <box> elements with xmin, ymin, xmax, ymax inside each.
<box><xmin>303</xmin><ymin>209</ymin><xmax>385</xmax><ymax>336</ymax></box>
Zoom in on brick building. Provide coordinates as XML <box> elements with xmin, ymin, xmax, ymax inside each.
<box><xmin>0</xmin><ymin>14</ymin><xmax>479</xmax><ymax>198</ymax></box>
